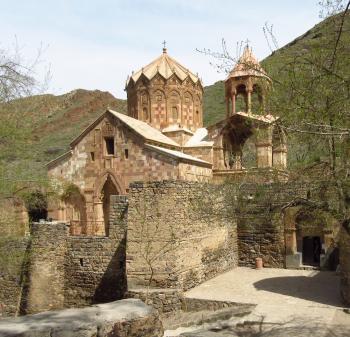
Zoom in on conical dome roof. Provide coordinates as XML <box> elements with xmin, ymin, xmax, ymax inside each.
<box><xmin>226</xmin><ymin>46</ymin><xmax>269</xmax><ymax>81</ymax></box>
<box><xmin>127</xmin><ymin>48</ymin><xmax>201</xmax><ymax>86</ymax></box>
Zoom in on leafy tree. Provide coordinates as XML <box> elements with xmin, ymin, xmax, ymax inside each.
<box><xmin>0</xmin><ymin>41</ymin><xmax>50</xmax><ymax>201</ymax></box>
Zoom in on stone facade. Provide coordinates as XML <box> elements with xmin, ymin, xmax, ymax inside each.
<box><xmin>236</xmin><ymin>181</ymin><xmax>343</xmax><ymax>269</ymax></box>
<box><xmin>126</xmin><ymin>181</ymin><xmax>238</xmax><ymax>290</ymax></box>
<box><xmin>48</xmin><ymin>110</ymin><xmax>212</xmax><ymax>236</ymax></box>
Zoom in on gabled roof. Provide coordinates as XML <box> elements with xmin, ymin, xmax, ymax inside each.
<box><xmin>145</xmin><ymin>144</ymin><xmax>212</xmax><ymax>167</ymax></box>
<box><xmin>127</xmin><ymin>48</ymin><xmax>201</xmax><ymax>86</ymax></box>
<box><xmin>108</xmin><ymin>110</ymin><xmax>180</xmax><ymax>148</ymax></box>
<box><xmin>46</xmin><ymin>150</ymin><xmax>72</xmax><ymax>168</ymax></box>
<box><xmin>162</xmin><ymin>124</ymin><xmax>193</xmax><ymax>135</ymax></box>
<box><xmin>185</xmin><ymin>128</ymin><xmax>214</xmax><ymax>147</ymax></box>
<box><xmin>69</xmin><ymin>109</ymin><xmax>180</xmax><ymax>149</ymax></box>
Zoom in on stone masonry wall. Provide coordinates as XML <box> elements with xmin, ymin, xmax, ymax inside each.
<box><xmin>127</xmin><ymin>288</ymin><xmax>183</xmax><ymax>313</ymax></box>
<box><xmin>26</xmin><ymin>222</ymin><xmax>68</xmax><ymax>314</ymax></box>
<box><xmin>127</xmin><ymin>181</ymin><xmax>238</xmax><ymax>290</ymax></box>
<box><xmin>0</xmin><ymin>237</ymin><xmax>29</xmax><ymax>317</ymax></box>
<box><xmin>236</xmin><ymin>180</ymin><xmax>345</xmax><ymax>268</ymax></box>
<box><xmin>64</xmin><ymin>195</ymin><xmax>128</xmax><ymax>307</ymax></box>
<box><xmin>24</xmin><ymin>195</ymin><xmax>128</xmax><ymax>314</ymax></box>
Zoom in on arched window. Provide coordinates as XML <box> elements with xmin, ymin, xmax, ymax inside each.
<box><xmin>169</xmin><ymin>91</ymin><xmax>180</xmax><ymax>123</ymax></box>
<box><xmin>172</xmin><ymin>106</ymin><xmax>178</xmax><ymax>120</ymax></box>
<box><xmin>251</xmin><ymin>84</ymin><xmax>264</xmax><ymax>114</ymax></box>
<box><xmin>143</xmin><ymin>107</ymin><xmax>149</xmax><ymax>120</ymax></box>
<box><xmin>235</xmin><ymin>84</ymin><xmax>247</xmax><ymax>112</ymax></box>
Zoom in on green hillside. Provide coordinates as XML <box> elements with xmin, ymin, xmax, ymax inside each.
<box><xmin>0</xmin><ymin>89</ymin><xmax>127</xmax><ymax>197</ymax></box>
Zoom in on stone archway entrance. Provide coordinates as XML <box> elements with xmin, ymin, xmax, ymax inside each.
<box><xmin>101</xmin><ymin>176</ymin><xmax>118</xmax><ymax>236</ymax></box>
<box><xmin>93</xmin><ymin>172</ymin><xmax>121</xmax><ymax>236</ymax></box>
<box><xmin>284</xmin><ymin>206</ymin><xmax>340</xmax><ymax>269</ymax></box>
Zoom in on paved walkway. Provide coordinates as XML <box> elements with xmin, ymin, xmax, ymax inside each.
<box><xmin>184</xmin><ymin>267</ymin><xmax>350</xmax><ymax>336</ymax></box>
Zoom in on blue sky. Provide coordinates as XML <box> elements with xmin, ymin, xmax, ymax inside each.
<box><xmin>0</xmin><ymin>0</ymin><xmax>322</xmax><ymax>98</ymax></box>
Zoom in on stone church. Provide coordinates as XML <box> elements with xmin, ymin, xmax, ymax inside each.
<box><xmin>47</xmin><ymin>45</ymin><xmax>287</xmax><ymax>236</ymax></box>
<box><xmin>1</xmin><ymin>46</ymin><xmax>346</xmax><ymax>319</ymax></box>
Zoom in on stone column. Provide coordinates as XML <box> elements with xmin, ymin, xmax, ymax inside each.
<box><xmin>256</xmin><ymin>127</ymin><xmax>273</xmax><ymax>168</ymax></box>
<box><xmin>226</xmin><ymin>96</ymin><xmax>230</xmax><ymax>117</ymax></box>
<box><xmin>285</xmin><ymin>228</ymin><xmax>297</xmax><ymax>255</ymax></box>
<box><xmin>231</xmin><ymin>94</ymin><xmax>236</xmax><ymax>115</ymax></box>
<box><xmin>272</xmin><ymin>145</ymin><xmax>287</xmax><ymax>169</ymax></box>
<box><xmin>247</xmin><ymin>90</ymin><xmax>252</xmax><ymax>114</ymax></box>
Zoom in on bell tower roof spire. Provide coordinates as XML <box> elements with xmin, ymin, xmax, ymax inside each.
<box><xmin>226</xmin><ymin>44</ymin><xmax>269</xmax><ymax>81</ymax></box>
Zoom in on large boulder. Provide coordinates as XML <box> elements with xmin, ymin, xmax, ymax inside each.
<box><xmin>0</xmin><ymin>299</ymin><xmax>163</xmax><ymax>337</ymax></box>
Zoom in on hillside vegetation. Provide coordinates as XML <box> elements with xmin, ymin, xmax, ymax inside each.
<box><xmin>0</xmin><ymin>90</ymin><xmax>126</xmax><ymax>199</ymax></box>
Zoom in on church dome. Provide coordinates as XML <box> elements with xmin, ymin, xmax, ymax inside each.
<box><xmin>127</xmin><ymin>48</ymin><xmax>201</xmax><ymax>86</ymax></box>
<box><xmin>126</xmin><ymin>47</ymin><xmax>204</xmax><ymax>133</ymax></box>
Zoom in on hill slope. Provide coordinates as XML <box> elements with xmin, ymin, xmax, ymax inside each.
<box><xmin>0</xmin><ymin>89</ymin><xmax>127</xmax><ymax>165</ymax></box>
<box><xmin>0</xmin><ymin>89</ymin><xmax>127</xmax><ymax>198</ymax></box>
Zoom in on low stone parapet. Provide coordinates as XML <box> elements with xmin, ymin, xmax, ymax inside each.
<box><xmin>127</xmin><ymin>287</ymin><xmax>184</xmax><ymax>313</ymax></box>
<box><xmin>0</xmin><ymin>299</ymin><xmax>164</xmax><ymax>337</ymax></box>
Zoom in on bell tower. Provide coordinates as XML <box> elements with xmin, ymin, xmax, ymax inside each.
<box><xmin>225</xmin><ymin>45</ymin><xmax>271</xmax><ymax>117</ymax></box>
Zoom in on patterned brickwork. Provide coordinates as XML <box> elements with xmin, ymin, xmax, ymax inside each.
<box><xmin>127</xmin><ymin>75</ymin><xmax>203</xmax><ymax>132</ymax></box>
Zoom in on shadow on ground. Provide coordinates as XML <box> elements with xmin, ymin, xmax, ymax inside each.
<box><xmin>179</xmin><ymin>314</ymin><xmax>350</xmax><ymax>337</ymax></box>
<box><xmin>253</xmin><ymin>271</ymin><xmax>341</xmax><ymax>307</ymax></box>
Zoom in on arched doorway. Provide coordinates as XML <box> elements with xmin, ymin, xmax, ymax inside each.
<box><xmin>24</xmin><ymin>190</ymin><xmax>48</xmax><ymax>222</ymax></box>
<box><xmin>221</xmin><ymin>115</ymin><xmax>254</xmax><ymax>170</ymax></box>
<box><xmin>284</xmin><ymin>206</ymin><xmax>340</xmax><ymax>270</ymax></box>
<box><xmin>62</xmin><ymin>186</ymin><xmax>87</xmax><ymax>235</ymax></box>
<box><xmin>101</xmin><ymin>176</ymin><xmax>118</xmax><ymax>236</ymax></box>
